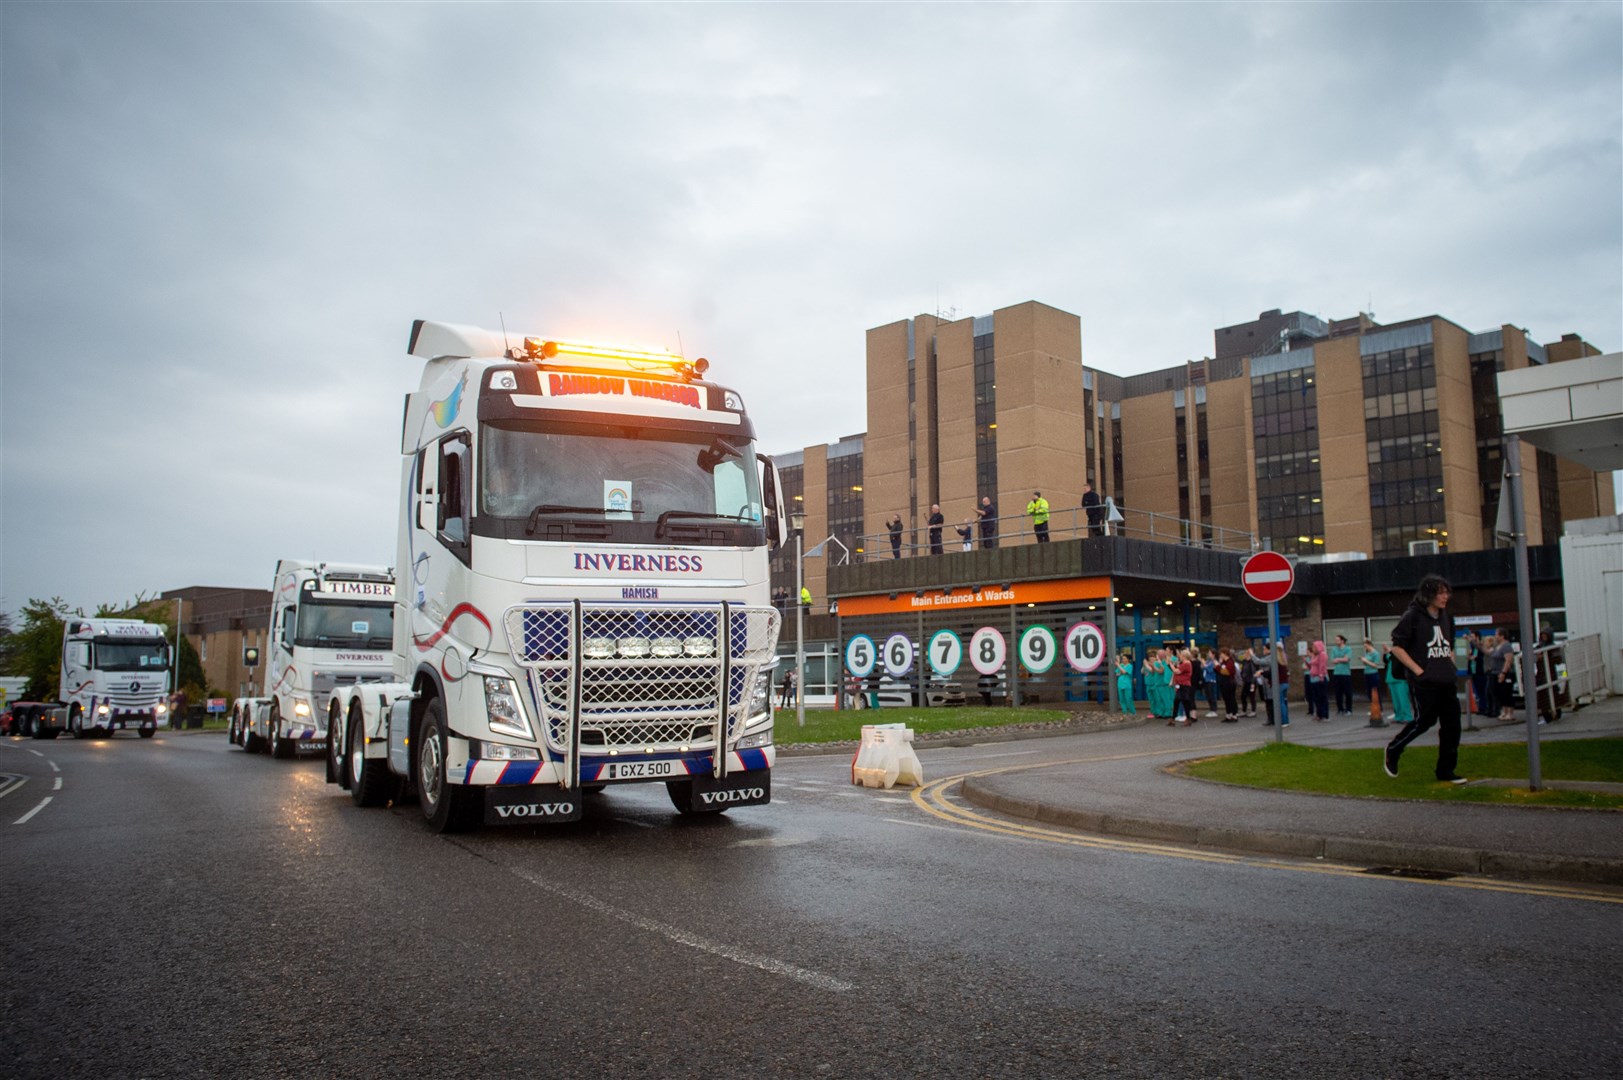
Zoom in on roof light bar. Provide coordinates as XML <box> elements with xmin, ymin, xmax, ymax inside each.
<box><xmin>522</xmin><ymin>337</ymin><xmax>685</xmax><ymax>367</ymax></box>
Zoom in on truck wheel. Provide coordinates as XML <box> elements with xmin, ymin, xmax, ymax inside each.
<box><xmin>326</xmin><ymin>703</ymin><xmax>343</xmax><ymax>785</ymax></box>
<box><xmin>665</xmin><ymin>779</ymin><xmax>728</xmax><ymax>816</ymax></box>
<box><xmin>270</xmin><ymin>705</ymin><xmax>294</xmax><ymax>760</ymax></box>
<box><xmin>416</xmin><ymin>698</ymin><xmax>477</xmax><ymax>832</ymax></box>
<box><xmin>349</xmin><ymin>703</ymin><xmax>397</xmax><ymax>808</ymax></box>
<box><xmin>70</xmin><ymin>707</ymin><xmax>86</xmax><ymax>739</ymax></box>
<box><xmin>243</xmin><ymin>712</ymin><xmax>265</xmax><ymax>754</ymax></box>
<box><xmin>138</xmin><ymin>726</ymin><xmax>154</xmax><ymax>739</ymax></box>
<box><xmin>227</xmin><ymin>709</ymin><xmax>239</xmax><ymax>746</ymax></box>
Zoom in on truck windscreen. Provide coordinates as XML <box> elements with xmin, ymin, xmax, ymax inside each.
<box><xmin>295</xmin><ymin>601</ymin><xmax>394</xmax><ymax>649</ymax></box>
<box><xmin>480</xmin><ymin>425</ymin><xmax>763</xmax><ymax>528</ymax></box>
<box><xmin>93</xmin><ymin>640</ymin><xmax>170</xmax><ymax>672</ymax></box>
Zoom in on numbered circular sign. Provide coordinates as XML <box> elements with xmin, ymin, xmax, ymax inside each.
<box><xmin>1065</xmin><ymin>622</ymin><xmax>1106</xmax><ymax>673</ymax></box>
<box><xmin>845</xmin><ymin>634</ymin><xmax>876</xmax><ymax>678</ymax></box>
<box><xmin>927</xmin><ymin>630</ymin><xmax>963</xmax><ymax>676</ymax></box>
<box><xmin>1018</xmin><ymin>625</ymin><xmax>1058</xmax><ymax>674</ymax></box>
<box><xmin>969</xmin><ymin>627</ymin><xmax>1007</xmax><ymax>676</ymax></box>
<box><xmin>882</xmin><ymin>633</ymin><xmax>915</xmax><ymax>677</ymax></box>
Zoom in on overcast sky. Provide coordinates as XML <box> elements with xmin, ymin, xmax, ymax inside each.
<box><xmin>3</xmin><ymin>1</ymin><xmax>1619</xmax><ymax>616</ymax></box>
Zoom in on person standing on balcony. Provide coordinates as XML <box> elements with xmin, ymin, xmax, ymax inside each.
<box><xmin>1082</xmin><ymin>482</ymin><xmax>1104</xmax><ymax>537</ymax></box>
<box><xmin>977</xmin><ymin>496</ymin><xmax>998</xmax><ymax>549</ymax></box>
<box><xmin>1026</xmin><ymin>491</ymin><xmax>1050</xmax><ymax>543</ymax></box>
<box><xmin>886</xmin><ymin>514</ymin><xmax>903</xmax><ymax>559</ymax></box>
<box><xmin>927</xmin><ymin>504</ymin><xmax>945</xmax><ymax>555</ymax></box>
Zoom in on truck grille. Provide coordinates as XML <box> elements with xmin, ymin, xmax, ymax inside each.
<box><xmin>503</xmin><ymin>603</ymin><xmax>780</xmax><ymax>753</ymax></box>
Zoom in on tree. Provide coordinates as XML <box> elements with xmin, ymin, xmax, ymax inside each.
<box><xmin>11</xmin><ymin>598</ymin><xmax>70</xmax><ymax>701</ymax></box>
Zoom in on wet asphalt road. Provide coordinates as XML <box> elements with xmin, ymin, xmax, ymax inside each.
<box><xmin>2</xmin><ymin>730</ymin><xmax>1619</xmax><ymax>1079</ymax></box>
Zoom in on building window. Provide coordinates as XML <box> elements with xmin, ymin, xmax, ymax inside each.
<box><xmin>1362</xmin><ymin>345</ymin><xmax>1443</xmax><ymax>558</ymax></box>
<box><xmin>974</xmin><ymin>332</ymin><xmax>998</xmax><ymax>502</ymax></box>
<box><xmin>1252</xmin><ymin>367</ymin><xmax>1324</xmax><ymax>555</ymax></box>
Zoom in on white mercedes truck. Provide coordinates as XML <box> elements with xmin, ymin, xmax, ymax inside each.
<box><xmin>326</xmin><ymin>321</ymin><xmax>785</xmax><ymax>831</ymax></box>
<box><xmin>241</xmin><ymin>560</ymin><xmax>395</xmax><ymax>759</ymax></box>
<box><xmin>60</xmin><ymin>618</ymin><xmax>171</xmax><ymax>738</ymax></box>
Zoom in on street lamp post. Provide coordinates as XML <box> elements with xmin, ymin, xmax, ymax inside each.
<box><xmin>792</xmin><ymin>510</ymin><xmax>806</xmax><ymax>727</ymax></box>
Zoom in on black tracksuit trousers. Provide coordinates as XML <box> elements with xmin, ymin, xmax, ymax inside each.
<box><xmin>1385</xmin><ymin>680</ymin><xmax>1461</xmax><ymax>780</ymax></box>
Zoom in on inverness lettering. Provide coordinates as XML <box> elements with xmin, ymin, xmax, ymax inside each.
<box><xmin>573</xmin><ymin>553</ymin><xmax>705</xmax><ymax>572</ymax></box>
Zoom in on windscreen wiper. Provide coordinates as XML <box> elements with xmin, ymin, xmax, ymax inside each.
<box><xmin>655</xmin><ymin>509</ymin><xmax>752</xmax><ymax>538</ymax></box>
<box><xmin>525</xmin><ymin>504</ymin><xmax>620</xmax><ymax>535</ymax></box>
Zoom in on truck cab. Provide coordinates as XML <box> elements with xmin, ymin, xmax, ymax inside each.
<box><xmin>244</xmin><ymin>561</ymin><xmax>395</xmax><ymax>758</ymax></box>
<box><xmin>328</xmin><ymin>321</ymin><xmax>785</xmax><ymax>831</ymax></box>
<box><xmin>60</xmin><ymin>618</ymin><xmax>171</xmax><ymax>738</ymax></box>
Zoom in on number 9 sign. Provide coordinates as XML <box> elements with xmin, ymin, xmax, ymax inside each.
<box><xmin>1018</xmin><ymin>625</ymin><xmax>1058</xmax><ymax>673</ymax></box>
<box><xmin>1065</xmin><ymin>622</ymin><xmax>1106</xmax><ymax>673</ymax></box>
<box><xmin>845</xmin><ymin>634</ymin><xmax>876</xmax><ymax>678</ymax></box>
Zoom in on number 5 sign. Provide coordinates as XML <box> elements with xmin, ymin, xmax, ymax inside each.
<box><xmin>1064</xmin><ymin>622</ymin><xmax>1106</xmax><ymax>673</ymax></box>
<box><xmin>845</xmin><ymin>634</ymin><xmax>876</xmax><ymax>677</ymax></box>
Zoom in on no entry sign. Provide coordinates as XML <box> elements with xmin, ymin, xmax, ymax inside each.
<box><xmin>1242</xmin><ymin>551</ymin><xmax>1295</xmax><ymax>604</ymax></box>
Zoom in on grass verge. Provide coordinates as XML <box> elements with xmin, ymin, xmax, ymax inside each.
<box><xmin>774</xmin><ymin>706</ymin><xmax>1071</xmax><ymax>746</ymax></box>
<box><xmin>1178</xmin><ymin>738</ymin><xmax>1623</xmax><ymax>809</ymax></box>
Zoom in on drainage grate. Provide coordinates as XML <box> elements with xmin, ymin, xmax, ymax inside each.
<box><xmin>1361</xmin><ymin>866</ymin><xmax>1457</xmax><ymax>881</ymax></box>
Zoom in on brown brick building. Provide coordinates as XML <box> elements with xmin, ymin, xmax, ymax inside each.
<box><xmin>771</xmin><ymin>301</ymin><xmax>1615</xmax><ymax>606</ymax></box>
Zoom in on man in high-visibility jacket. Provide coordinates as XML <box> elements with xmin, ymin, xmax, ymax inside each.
<box><xmin>800</xmin><ymin>585</ymin><xmax>812</xmax><ymax>608</ymax></box>
<box><xmin>1026</xmin><ymin>491</ymin><xmax>1050</xmax><ymax>543</ymax></box>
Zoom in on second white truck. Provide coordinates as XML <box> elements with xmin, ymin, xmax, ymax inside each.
<box><xmin>239</xmin><ymin>560</ymin><xmax>395</xmax><ymax>758</ymax></box>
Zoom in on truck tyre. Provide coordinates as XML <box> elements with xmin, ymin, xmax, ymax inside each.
<box><xmin>326</xmin><ymin>702</ymin><xmax>343</xmax><ymax>785</ymax></box>
<box><xmin>71</xmin><ymin>706</ymin><xmax>86</xmax><ymax>739</ymax></box>
<box><xmin>227</xmin><ymin>709</ymin><xmax>239</xmax><ymax>747</ymax></box>
<box><xmin>31</xmin><ymin>711</ymin><xmax>50</xmax><ymax>740</ymax></box>
<box><xmin>270</xmin><ymin>704</ymin><xmax>294</xmax><ymax>759</ymax></box>
<box><xmin>349</xmin><ymin>702</ymin><xmax>397</xmax><ymax>808</ymax></box>
<box><xmin>665</xmin><ymin>779</ymin><xmax>729</xmax><ymax>816</ymax></box>
<box><xmin>243</xmin><ymin>712</ymin><xmax>265</xmax><ymax>754</ymax></box>
<box><xmin>138</xmin><ymin>726</ymin><xmax>154</xmax><ymax>738</ymax></box>
<box><xmin>416</xmin><ymin>698</ymin><xmax>477</xmax><ymax>833</ymax></box>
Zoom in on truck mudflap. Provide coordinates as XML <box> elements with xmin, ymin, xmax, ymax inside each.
<box><xmin>484</xmin><ymin>784</ymin><xmax>583</xmax><ymax>825</ymax></box>
<box><xmin>681</xmin><ymin>768</ymin><xmax>771</xmax><ymax>812</ymax></box>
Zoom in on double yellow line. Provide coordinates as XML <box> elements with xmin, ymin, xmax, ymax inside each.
<box><xmin>909</xmin><ymin>752</ymin><xmax>1623</xmax><ymax>906</ymax></box>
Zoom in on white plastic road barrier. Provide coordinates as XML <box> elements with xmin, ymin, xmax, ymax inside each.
<box><xmin>850</xmin><ymin>724</ymin><xmax>924</xmax><ymax>789</ymax></box>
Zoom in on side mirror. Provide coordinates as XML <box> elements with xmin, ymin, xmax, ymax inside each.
<box><xmin>758</xmin><ymin>453</ymin><xmax>787</xmax><ymax>551</ymax></box>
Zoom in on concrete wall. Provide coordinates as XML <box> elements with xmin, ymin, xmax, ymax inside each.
<box><xmin>1313</xmin><ymin>336</ymin><xmax>1373</xmax><ymax>554</ymax></box>
<box><xmin>992</xmin><ymin>302</ymin><xmax>1087</xmax><ymax>542</ymax></box>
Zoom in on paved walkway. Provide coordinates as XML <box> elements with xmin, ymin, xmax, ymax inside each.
<box><xmin>957</xmin><ymin>694</ymin><xmax>1623</xmax><ymax>886</ymax></box>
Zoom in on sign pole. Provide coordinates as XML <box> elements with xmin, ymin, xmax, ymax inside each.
<box><xmin>1268</xmin><ymin>600</ymin><xmax>1282</xmax><ymax>743</ymax></box>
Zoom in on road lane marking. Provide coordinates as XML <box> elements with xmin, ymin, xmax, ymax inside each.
<box><xmin>53</xmin><ymin>777</ymin><xmax>63</xmax><ymax>791</ymax></box>
<box><xmin>15</xmin><ymin>796</ymin><xmax>52</xmax><ymax>825</ymax></box>
<box><xmin>49</xmin><ymin>760</ymin><xmax>60</xmax><ymax>772</ymax></box>
<box><xmin>911</xmin><ymin>764</ymin><xmax>1623</xmax><ymax>907</ymax></box>
<box><xmin>0</xmin><ymin>775</ymin><xmax>27</xmax><ymax>800</ymax></box>
<box><xmin>502</xmin><ymin>863</ymin><xmax>854</xmax><ymax>992</ymax></box>
<box><xmin>28</xmin><ymin>749</ymin><xmax>44</xmax><ymax>757</ymax></box>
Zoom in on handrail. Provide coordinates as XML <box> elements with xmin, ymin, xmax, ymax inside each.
<box><xmin>852</xmin><ymin>502</ymin><xmax>1256</xmax><ymax>562</ymax></box>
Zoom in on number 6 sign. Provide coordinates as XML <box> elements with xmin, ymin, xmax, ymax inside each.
<box><xmin>882</xmin><ymin>634</ymin><xmax>915</xmax><ymax>677</ymax></box>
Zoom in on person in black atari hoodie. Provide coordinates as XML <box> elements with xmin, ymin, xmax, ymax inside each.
<box><xmin>1383</xmin><ymin>574</ymin><xmax>1468</xmax><ymax>784</ymax></box>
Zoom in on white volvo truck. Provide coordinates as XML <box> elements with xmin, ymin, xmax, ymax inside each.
<box><xmin>240</xmin><ymin>560</ymin><xmax>395</xmax><ymax>758</ymax></box>
<box><xmin>326</xmin><ymin>321</ymin><xmax>785</xmax><ymax>831</ymax></box>
<box><xmin>59</xmin><ymin>618</ymin><xmax>171</xmax><ymax>738</ymax></box>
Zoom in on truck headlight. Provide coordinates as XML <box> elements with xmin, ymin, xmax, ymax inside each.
<box><xmin>584</xmin><ymin>637</ymin><xmax>616</xmax><ymax>659</ymax></box>
<box><xmin>155</xmin><ymin>703</ymin><xmax>168</xmax><ymax>715</ymax></box>
<box><xmin>484</xmin><ymin>676</ymin><xmax>533</xmax><ymax>741</ymax></box>
<box><xmin>293</xmin><ymin>701</ymin><xmax>311</xmax><ymax>718</ymax></box>
<box><xmin>470</xmin><ymin>738</ymin><xmax>540</xmax><ymax>761</ymax></box>
<box><xmin>97</xmin><ymin>704</ymin><xmax>110</xmax><ymax>716</ymax></box>
<box><xmin>617</xmin><ymin>636</ymin><xmax>651</xmax><ymax>658</ymax></box>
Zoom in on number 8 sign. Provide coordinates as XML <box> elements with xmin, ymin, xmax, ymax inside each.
<box><xmin>969</xmin><ymin>627</ymin><xmax>1006</xmax><ymax>676</ymax></box>
<box><xmin>1065</xmin><ymin>622</ymin><xmax>1106</xmax><ymax>673</ymax></box>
